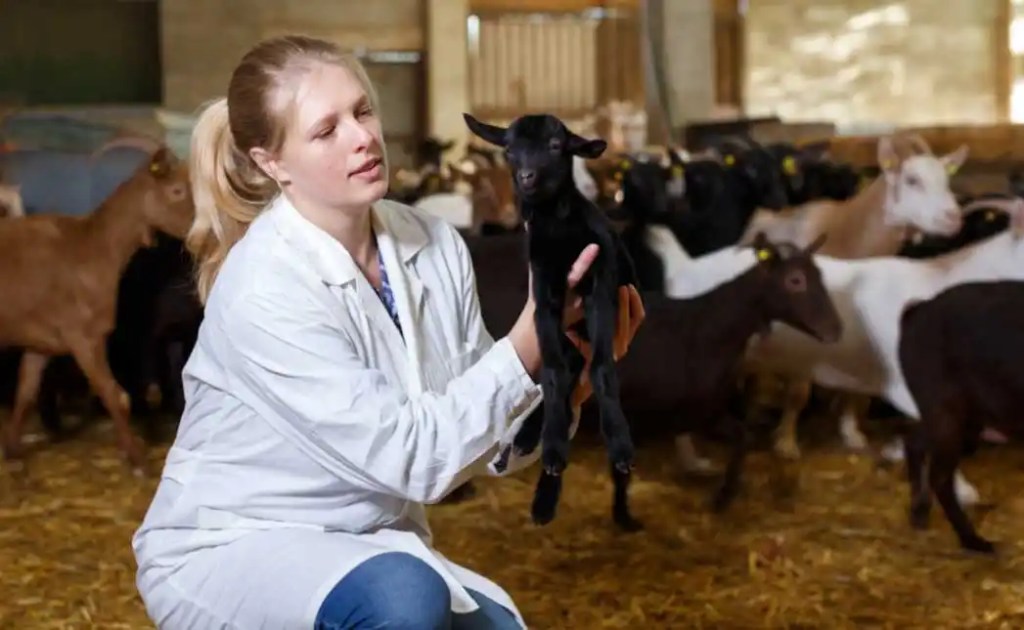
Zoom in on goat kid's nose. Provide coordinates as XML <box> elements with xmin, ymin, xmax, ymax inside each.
<box><xmin>519</xmin><ymin>169</ymin><xmax>537</xmax><ymax>186</ymax></box>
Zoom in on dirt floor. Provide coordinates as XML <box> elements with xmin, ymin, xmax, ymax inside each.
<box><xmin>2</xmin><ymin>417</ymin><xmax>1024</xmax><ymax>629</ymax></box>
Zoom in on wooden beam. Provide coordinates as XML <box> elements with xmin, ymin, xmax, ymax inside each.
<box><xmin>469</xmin><ymin>0</ymin><xmax>637</xmax><ymax>13</ymax></box>
<box><xmin>995</xmin><ymin>0</ymin><xmax>1012</xmax><ymax>122</ymax></box>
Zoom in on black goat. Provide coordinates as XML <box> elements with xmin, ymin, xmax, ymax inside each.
<box><xmin>464</xmin><ymin>112</ymin><xmax>642</xmax><ymax>529</ymax></box>
<box><xmin>898</xmin><ymin>280</ymin><xmax>1024</xmax><ymax>553</ymax></box>
<box><xmin>651</xmin><ymin>233</ymin><xmax>842</xmax><ymax>511</ymax></box>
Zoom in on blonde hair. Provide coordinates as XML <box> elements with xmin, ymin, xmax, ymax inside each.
<box><xmin>186</xmin><ymin>34</ymin><xmax>384</xmax><ymax>303</ymax></box>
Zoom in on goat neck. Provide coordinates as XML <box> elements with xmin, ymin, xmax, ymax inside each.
<box><xmin>814</xmin><ymin>175</ymin><xmax>907</xmax><ymax>258</ymax></box>
<box><xmin>680</xmin><ymin>265</ymin><xmax>772</xmax><ymax>362</ymax></box>
<box><xmin>83</xmin><ymin>175</ymin><xmax>158</xmax><ymax>276</ymax></box>
<box><xmin>518</xmin><ymin>180</ymin><xmax>584</xmax><ymax>225</ymax></box>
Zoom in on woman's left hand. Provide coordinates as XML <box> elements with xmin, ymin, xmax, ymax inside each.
<box><xmin>565</xmin><ymin>284</ymin><xmax>646</xmax><ymax>409</ymax></box>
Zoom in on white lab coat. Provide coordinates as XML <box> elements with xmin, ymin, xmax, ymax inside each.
<box><xmin>132</xmin><ymin>194</ymin><xmax>554</xmax><ymax>629</ymax></box>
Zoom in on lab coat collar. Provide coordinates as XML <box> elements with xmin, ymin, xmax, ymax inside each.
<box><xmin>269</xmin><ymin>193</ymin><xmax>430</xmax><ymax>395</ymax></box>
<box><xmin>269</xmin><ymin>194</ymin><xmax>429</xmax><ymax>287</ymax></box>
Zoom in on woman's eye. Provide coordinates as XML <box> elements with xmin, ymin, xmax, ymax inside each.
<box><xmin>317</xmin><ymin>126</ymin><xmax>335</xmax><ymax>139</ymax></box>
<box><xmin>357</xmin><ymin>106</ymin><xmax>374</xmax><ymax>119</ymax></box>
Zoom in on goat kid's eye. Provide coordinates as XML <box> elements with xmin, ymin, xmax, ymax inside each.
<box><xmin>905</xmin><ymin>174</ymin><xmax>921</xmax><ymax>188</ymax></box>
<box><xmin>549</xmin><ymin>140</ymin><xmax>562</xmax><ymax>152</ymax></box>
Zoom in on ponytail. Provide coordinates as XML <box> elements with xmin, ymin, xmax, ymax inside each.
<box><xmin>185</xmin><ymin>97</ymin><xmax>277</xmax><ymax>304</ymax></box>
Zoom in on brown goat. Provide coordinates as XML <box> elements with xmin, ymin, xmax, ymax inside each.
<box><xmin>0</xmin><ymin>145</ymin><xmax>194</xmax><ymax>472</ymax></box>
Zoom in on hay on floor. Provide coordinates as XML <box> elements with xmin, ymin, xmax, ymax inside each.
<box><xmin>3</xmin><ymin>417</ymin><xmax>1024</xmax><ymax>629</ymax></box>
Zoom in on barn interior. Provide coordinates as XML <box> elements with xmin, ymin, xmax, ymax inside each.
<box><xmin>3</xmin><ymin>0</ymin><xmax>1024</xmax><ymax>627</ymax></box>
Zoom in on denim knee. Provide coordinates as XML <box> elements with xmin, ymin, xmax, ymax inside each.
<box><xmin>315</xmin><ymin>552</ymin><xmax>452</xmax><ymax>629</ymax></box>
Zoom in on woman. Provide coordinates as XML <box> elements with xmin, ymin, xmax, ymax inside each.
<box><xmin>132</xmin><ymin>35</ymin><xmax>643</xmax><ymax>629</ymax></box>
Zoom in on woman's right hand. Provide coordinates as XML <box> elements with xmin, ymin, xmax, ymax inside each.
<box><xmin>510</xmin><ymin>244</ymin><xmax>601</xmax><ymax>379</ymax></box>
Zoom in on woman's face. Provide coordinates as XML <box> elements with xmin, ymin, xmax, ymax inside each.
<box><xmin>275</xmin><ymin>61</ymin><xmax>388</xmax><ymax>212</ymax></box>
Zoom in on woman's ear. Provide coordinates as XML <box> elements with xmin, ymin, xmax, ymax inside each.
<box><xmin>249</xmin><ymin>146</ymin><xmax>290</xmax><ymax>185</ymax></box>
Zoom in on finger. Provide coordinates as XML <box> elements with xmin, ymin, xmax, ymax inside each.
<box><xmin>567</xmin><ymin>244</ymin><xmax>600</xmax><ymax>288</ymax></box>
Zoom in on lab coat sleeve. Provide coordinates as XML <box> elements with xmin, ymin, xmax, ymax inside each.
<box><xmin>221</xmin><ymin>287</ymin><xmax>541</xmax><ymax>505</ymax></box>
<box><xmin>444</xmin><ymin>225</ymin><xmax>582</xmax><ymax>478</ymax></box>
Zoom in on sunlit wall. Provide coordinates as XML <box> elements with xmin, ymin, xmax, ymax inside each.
<box><xmin>745</xmin><ymin>0</ymin><xmax>1002</xmax><ymax>131</ymax></box>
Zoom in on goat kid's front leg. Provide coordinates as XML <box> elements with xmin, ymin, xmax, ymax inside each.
<box><xmin>66</xmin><ymin>335</ymin><xmax>147</xmax><ymax>474</ymax></box>
<box><xmin>584</xmin><ymin>289</ymin><xmax>638</xmax><ymax>530</ymax></box>
<box><xmin>2</xmin><ymin>351</ymin><xmax>51</xmax><ymax>464</ymax></box>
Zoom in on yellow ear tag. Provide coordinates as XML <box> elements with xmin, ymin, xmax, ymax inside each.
<box><xmin>620</xmin><ymin>160</ymin><xmax>632</xmax><ymax>170</ymax></box>
<box><xmin>671</xmin><ymin>165</ymin><xmax>684</xmax><ymax>178</ymax></box>
<box><xmin>149</xmin><ymin>162</ymin><xmax>161</xmax><ymax>173</ymax></box>
<box><xmin>782</xmin><ymin>156</ymin><xmax>798</xmax><ymax>175</ymax></box>
<box><xmin>756</xmin><ymin>248</ymin><xmax>772</xmax><ymax>261</ymax></box>
<box><xmin>724</xmin><ymin>154</ymin><xmax>736</xmax><ymax>166</ymax></box>
<box><xmin>947</xmin><ymin>164</ymin><xmax>959</xmax><ymax>175</ymax></box>
<box><xmin>881</xmin><ymin>159</ymin><xmax>895</xmax><ymax>170</ymax></box>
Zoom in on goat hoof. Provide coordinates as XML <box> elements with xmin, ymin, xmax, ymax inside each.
<box><xmin>961</xmin><ymin>536</ymin><xmax>997</xmax><ymax>555</ymax></box>
<box><xmin>613</xmin><ymin>460</ymin><xmax>634</xmax><ymax>475</ymax></box>
<box><xmin>614</xmin><ymin>512</ymin><xmax>644</xmax><ymax>532</ymax></box>
<box><xmin>773</xmin><ymin>439</ymin><xmax>801</xmax><ymax>460</ymax></box>
<box><xmin>909</xmin><ymin>505</ymin><xmax>931</xmax><ymax>530</ymax></box>
<box><xmin>710</xmin><ymin>487</ymin><xmax>737</xmax><ymax>513</ymax></box>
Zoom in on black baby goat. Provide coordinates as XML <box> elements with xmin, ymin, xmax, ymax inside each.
<box><xmin>464</xmin><ymin>112</ymin><xmax>643</xmax><ymax>529</ymax></box>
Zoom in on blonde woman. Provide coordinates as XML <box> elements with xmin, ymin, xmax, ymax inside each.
<box><xmin>131</xmin><ymin>35</ymin><xmax>643</xmax><ymax>629</ymax></box>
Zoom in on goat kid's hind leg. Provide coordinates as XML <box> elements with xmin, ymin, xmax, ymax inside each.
<box><xmin>66</xmin><ymin>335</ymin><xmax>146</xmax><ymax>474</ymax></box>
<box><xmin>2</xmin><ymin>352</ymin><xmax>51</xmax><ymax>464</ymax></box>
<box><xmin>584</xmin><ymin>291</ymin><xmax>638</xmax><ymax>530</ymax></box>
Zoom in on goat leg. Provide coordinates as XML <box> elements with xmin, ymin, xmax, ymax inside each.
<box><xmin>582</xmin><ymin>289</ymin><xmax>638</xmax><ymax>530</ymax></box>
<box><xmin>773</xmin><ymin>378</ymin><xmax>811</xmax><ymax>460</ymax></box>
<box><xmin>837</xmin><ymin>393</ymin><xmax>871</xmax><ymax>450</ymax></box>
<box><xmin>66</xmin><ymin>336</ymin><xmax>146</xmax><ymax>474</ymax></box>
<box><xmin>2</xmin><ymin>351</ymin><xmax>50</xmax><ymax>463</ymax></box>
<box><xmin>903</xmin><ymin>423</ymin><xmax>932</xmax><ymax>529</ymax></box>
<box><xmin>927</xmin><ymin>422</ymin><xmax>994</xmax><ymax>553</ymax></box>
<box><xmin>37</xmin><ymin>360</ymin><xmax>65</xmax><ymax>442</ymax></box>
<box><xmin>710</xmin><ymin>413</ymin><xmax>750</xmax><ymax>513</ymax></box>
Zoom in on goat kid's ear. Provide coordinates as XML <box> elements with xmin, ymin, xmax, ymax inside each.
<box><xmin>566</xmin><ymin>131</ymin><xmax>607</xmax><ymax>159</ymax></box>
<box><xmin>940</xmin><ymin>144</ymin><xmax>969</xmax><ymax>176</ymax></box>
<box><xmin>463</xmin><ymin>113</ymin><xmax>508</xmax><ymax>148</ymax></box>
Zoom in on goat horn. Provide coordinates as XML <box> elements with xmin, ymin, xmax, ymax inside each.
<box><xmin>903</xmin><ymin>133</ymin><xmax>932</xmax><ymax>156</ymax></box>
<box><xmin>89</xmin><ymin>134</ymin><xmax>165</xmax><ymax>161</ymax></box>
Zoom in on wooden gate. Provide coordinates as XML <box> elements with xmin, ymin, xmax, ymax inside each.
<box><xmin>467</xmin><ymin>7</ymin><xmax>642</xmax><ymax>121</ymax></box>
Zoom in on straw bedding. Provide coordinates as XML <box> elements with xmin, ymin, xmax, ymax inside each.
<box><xmin>2</xmin><ymin>415</ymin><xmax>1024</xmax><ymax>629</ymax></box>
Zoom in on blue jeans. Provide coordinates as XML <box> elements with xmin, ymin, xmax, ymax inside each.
<box><xmin>314</xmin><ymin>552</ymin><xmax>523</xmax><ymax>629</ymax></box>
